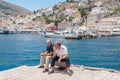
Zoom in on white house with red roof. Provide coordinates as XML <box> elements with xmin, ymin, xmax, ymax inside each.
<box><xmin>99</xmin><ymin>17</ymin><xmax>120</xmax><ymax>33</ymax></box>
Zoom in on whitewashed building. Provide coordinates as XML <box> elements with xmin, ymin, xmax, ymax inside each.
<box><xmin>87</xmin><ymin>14</ymin><xmax>103</xmax><ymax>31</ymax></box>
<box><xmin>91</xmin><ymin>7</ymin><xmax>109</xmax><ymax>15</ymax></box>
<box><xmin>41</xmin><ymin>8</ymin><xmax>53</xmax><ymax>16</ymax></box>
<box><xmin>99</xmin><ymin>17</ymin><xmax>120</xmax><ymax>33</ymax></box>
<box><xmin>64</xmin><ymin>9</ymin><xmax>77</xmax><ymax>16</ymax></box>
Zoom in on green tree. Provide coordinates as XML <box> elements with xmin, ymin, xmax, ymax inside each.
<box><xmin>54</xmin><ymin>20</ymin><xmax>61</xmax><ymax>26</ymax></box>
<box><xmin>34</xmin><ymin>10</ymin><xmax>36</xmax><ymax>14</ymax></box>
<box><xmin>111</xmin><ymin>8</ymin><xmax>120</xmax><ymax>15</ymax></box>
<box><xmin>66</xmin><ymin>0</ymin><xmax>69</xmax><ymax>2</ymax></box>
<box><xmin>88</xmin><ymin>0</ymin><xmax>91</xmax><ymax>5</ymax></box>
<box><xmin>78</xmin><ymin>7</ymin><xmax>87</xmax><ymax>17</ymax></box>
<box><xmin>66</xmin><ymin>0</ymin><xmax>75</xmax><ymax>2</ymax></box>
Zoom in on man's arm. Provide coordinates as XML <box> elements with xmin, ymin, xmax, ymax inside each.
<box><xmin>52</xmin><ymin>51</ymin><xmax>56</xmax><ymax>57</ymax></box>
<box><xmin>41</xmin><ymin>51</ymin><xmax>48</xmax><ymax>56</ymax></box>
<box><xmin>59</xmin><ymin>54</ymin><xmax>68</xmax><ymax>61</ymax></box>
<box><xmin>60</xmin><ymin>54</ymin><xmax>68</xmax><ymax>60</ymax></box>
<box><xmin>46</xmin><ymin>52</ymin><xmax>53</xmax><ymax>56</ymax></box>
<box><xmin>58</xmin><ymin>54</ymin><xmax>68</xmax><ymax>64</ymax></box>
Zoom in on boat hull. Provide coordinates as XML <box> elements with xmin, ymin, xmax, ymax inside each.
<box><xmin>0</xmin><ymin>28</ymin><xmax>4</xmax><ymax>34</ymax></box>
<box><xmin>42</xmin><ymin>34</ymin><xmax>65</xmax><ymax>38</ymax></box>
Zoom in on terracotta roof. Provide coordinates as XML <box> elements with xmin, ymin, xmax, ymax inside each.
<box><xmin>100</xmin><ymin>17</ymin><xmax>120</xmax><ymax>22</ymax></box>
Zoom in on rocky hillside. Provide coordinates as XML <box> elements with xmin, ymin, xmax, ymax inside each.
<box><xmin>0</xmin><ymin>0</ymin><xmax>32</xmax><ymax>16</ymax></box>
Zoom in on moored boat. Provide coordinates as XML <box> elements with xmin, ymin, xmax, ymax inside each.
<box><xmin>42</xmin><ymin>31</ymin><xmax>65</xmax><ymax>38</ymax></box>
<box><xmin>3</xmin><ymin>27</ymin><xmax>9</xmax><ymax>34</ymax></box>
<box><xmin>9</xmin><ymin>28</ymin><xmax>16</xmax><ymax>34</ymax></box>
<box><xmin>0</xmin><ymin>27</ymin><xmax>4</xmax><ymax>34</ymax></box>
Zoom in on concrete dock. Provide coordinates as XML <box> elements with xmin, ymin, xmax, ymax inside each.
<box><xmin>0</xmin><ymin>65</ymin><xmax>120</xmax><ymax>80</ymax></box>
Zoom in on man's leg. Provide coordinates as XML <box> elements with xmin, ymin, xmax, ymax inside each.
<box><xmin>39</xmin><ymin>53</ymin><xmax>46</xmax><ymax>67</ymax></box>
<box><xmin>45</xmin><ymin>56</ymin><xmax>52</xmax><ymax>69</ymax></box>
<box><xmin>66</xmin><ymin>58</ymin><xmax>70</xmax><ymax>68</ymax></box>
<box><xmin>48</xmin><ymin>56</ymin><xmax>59</xmax><ymax>74</ymax></box>
<box><xmin>62</xmin><ymin>58</ymin><xmax>71</xmax><ymax>76</ymax></box>
<box><xmin>61</xmin><ymin>58</ymin><xmax>70</xmax><ymax>68</ymax></box>
<box><xmin>51</xmin><ymin>56</ymin><xmax>59</xmax><ymax>68</ymax></box>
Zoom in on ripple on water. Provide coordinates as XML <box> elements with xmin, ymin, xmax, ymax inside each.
<box><xmin>0</xmin><ymin>34</ymin><xmax>120</xmax><ymax>71</ymax></box>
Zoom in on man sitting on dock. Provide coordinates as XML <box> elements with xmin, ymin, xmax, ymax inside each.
<box><xmin>38</xmin><ymin>40</ymin><xmax>54</xmax><ymax>72</ymax></box>
<box><xmin>48</xmin><ymin>41</ymin><xmax>71</xmax><ymax>76</ymax></box>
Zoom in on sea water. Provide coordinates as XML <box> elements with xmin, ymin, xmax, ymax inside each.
<box><xmin>0</xmin><ymin>34</ymin><xmax>120</xmax><ymax>71</ymax></box>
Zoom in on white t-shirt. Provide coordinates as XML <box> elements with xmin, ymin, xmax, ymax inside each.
<box><xmin>55</xmin><ymin>45</ymin><xmax>68</xmax><ymax>58</ymax></box>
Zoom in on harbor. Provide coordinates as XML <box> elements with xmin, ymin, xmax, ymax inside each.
<box><xmin>0</xmin><ymin>0</ymin><xmax>120</xmax><ymax>80</ymax></box>
<box><xmin>0</xmin><ymin>27</ymin><xmax>120</xmax><ymax>40</ymax></box>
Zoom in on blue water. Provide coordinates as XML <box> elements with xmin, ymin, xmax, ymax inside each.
<box><xmin>0</xmin><ymin>34</ymin><xmax>120</xmax><ymax>71</ymax></box>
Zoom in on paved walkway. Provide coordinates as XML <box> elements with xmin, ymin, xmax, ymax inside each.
<box><xmin>0</xmin><ymin>65</ymin><xmax>120</xmax><ymax>80</ymax></box>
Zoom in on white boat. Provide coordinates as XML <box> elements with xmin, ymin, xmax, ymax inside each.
<box><xmin>0</xmin><ymin>27</ymin><xmax>4</xmax><ymax>34</ymax></box>
<box><xmin>9</xmin><ymin>28</ymin><xmax>16</xmax><ymax>34</ymax></box>
<box><xmin>42</xmin><ymin>31</ymin><xmax>65</xmax><ymax>38</ymax></box>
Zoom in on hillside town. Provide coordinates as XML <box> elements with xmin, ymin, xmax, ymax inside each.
<box><xmin>0</xmin><ymin>0</ymin><xmax>120</xmax><ymax>39</ymax></box>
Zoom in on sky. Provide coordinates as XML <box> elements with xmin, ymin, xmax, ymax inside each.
<box><xmin>4</xmin><ymin>0</ymin><xmax>66</xmax><ymax>11</ymax></box>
